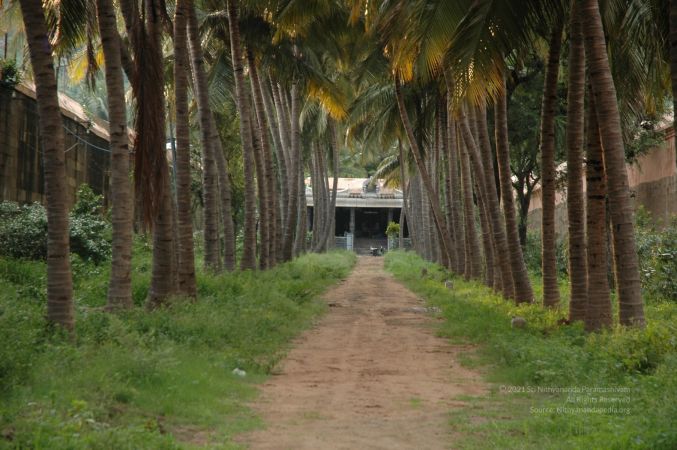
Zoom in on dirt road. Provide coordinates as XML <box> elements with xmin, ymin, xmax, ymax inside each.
<box><xmin>238</xmin><ymin>256</ymin><xmax>486</xmax><ymax>450</ymax></box>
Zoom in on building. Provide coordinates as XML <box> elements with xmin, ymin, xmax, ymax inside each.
<box><xmin>527</xmin><ymin>126</ymin><xmax>676</xmax><ymax>233</ymax></box>
<box><xmin>0</xmin><ymin>82</ymin><xmax>114</xmax><ymax>208</ymax></box>
<box><xmin>306</xmin><ymin>177</ymin><xmax>408</xmax><ymax>253</ymax></box>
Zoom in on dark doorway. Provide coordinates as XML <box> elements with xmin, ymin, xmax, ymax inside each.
<box><xmin>335</xmin><ymin>207</ymin><xmax>351</xmax><ymax>235</ymax></box>
<box><xmin>355</xmin><ymin>208</ymin><xmax>388</xmax><ymax>238</ymax></box>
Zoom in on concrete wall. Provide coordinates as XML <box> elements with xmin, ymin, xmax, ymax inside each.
<box><xmin>0</xmin><ymin>84</ymin><xmax>111</xmax><ymax>208</ymax></box>
<box><xmin>527</xmin><ymin>129</ymin><xmax>677</xmax><ymax>234</ymax></box>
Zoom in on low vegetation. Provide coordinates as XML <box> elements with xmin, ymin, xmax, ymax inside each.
<box><xmin>0</xmin><ymin>244</ymin><xmax>355</xmax><ymax>448</ymax></box>
<box><xmin>385</xmin><ymin>250</ymin><xmax>676</xmax><ymax>449</ymax></box>
<box><xmin>0</xmin><ymin>186</ymin><xmax>112</xmax><ymax>264</ymax></box>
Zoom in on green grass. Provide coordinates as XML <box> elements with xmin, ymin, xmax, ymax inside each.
<box><xmin>385</xmin><ymin>250</ymin><xmax>677</xmax><ymax>450</ymax></box>
<box><xmin>0</xmin><ymin>242</ymin><xmax>356</xmax><ymax>449</ymax></box>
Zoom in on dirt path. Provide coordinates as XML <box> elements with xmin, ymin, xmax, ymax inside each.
<box><xmin>238</xmin><ymin>257</ymin><xmax>487</xmax><ymax>450</ymax></box>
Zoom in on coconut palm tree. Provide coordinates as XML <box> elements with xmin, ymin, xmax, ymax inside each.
<box><xmin>584</xmin><ymin>87</ymin><xmax>613</xmax><ymax>331</ymax></box>
<box><xmin>226</xmin><ymin>0</ymin><xmax>257</xmax><ymax>270</ymax></box>
<box><xmin>186</xmin><ymin>4</ymin><xmax>237</xmax><ymax>271</ymax></box>
<box><xmin>539</xmin><ymin>24</ymin><xmax>563</xmax><ymax>308</ymax></box>
<box><xmin>19</xmin><ymin>0</ymin><xmax>74</xmax><ymax>330</ymax></box>
<box><xmin>394</xmin><ymin>76</ymin><xmax>454</xmax><ymax>265</ymax></box>
<box><xmin>565</xmin><ymin>0</ymin><xmax>587</xmax><ymax>321</ymax></box>
<box><xmin>457</xmin><ymin>120</ymin><xmax>482</xmax><ymax>279</ymax></box>
<box><xmin>581</xmin><ymin>0</ymin><xmax>645</xmax><ymax>326</ymax></box>
<box><xmin>495</xmin><ymin>74</ymin><xmax>534</xmax><ymax>304</ymax></box>
<box><xmin>95</xmin><ymin>0</ymin><xmax>133</xmax><ymax>309</ymax></box>
<box><xmin>173</xmin><ymin>0</ymin><xmax>197</xmax><ymax>297</ymax></box>
<box><xmin>474</xmin><ymin>101</ymin><xmax>510</xmax><ymax>295</ymax></box>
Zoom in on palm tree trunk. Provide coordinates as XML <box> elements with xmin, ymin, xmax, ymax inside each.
<box><xmin>281</xmin><ymin>83</ymin><xmax>301</xmax><ymax>261</ymax></box>
<box><xmin>670</xmin><ymin>0</ymin><xmax>677</xmax><ymax>145</ymax></box>
<box><xmin>584</xmin><ymin>87</ymin><xmax>613</xmax><ymax>331</ymax></box>
<box><xmin>129</xmin><ymin>0</ymin><xmax>176</xmax><ymax>308</ymax></box>
<box><xmin>294</xmin><ymin>157</ymin><xmax>307</xmax><ymax>256</ymax></box>
<box><xmin>581</xmin><ymin>0</ymin><xmax>645</xmax><ymax>326</ymax></box>
<box><xmin>321</xmin><ymin>120</ymin><xmax>340</xmax><ymax>250</ymax></box>
<box><xmin>398</xmin><ymin>140</ymin><xmax>414</xmax><ymax>248</ymax></box>
<box><xmin>566</xmin><ymin>2</ymin><xmax>587</xmax><ymax>321</ymax></box>
<box><xmin>467</xmin><ymin>107</ymin><xmax>495</xmax><ymax>286</ymax></box>
<box><xmin>540</xmin><ymin>24</ymin><xmax>563</xmax><ymax>308</ymax></box>
<box><xmin>249</xmin><ymin>110</ymin><xmax>269</xmax><ymax>268</ymax></box>
<box><xmin>173</xmin><ymin>0</ymin><xmax>197</xmax><ymax>296</ymax></box>
<box><xmin>445</xmin><ymin>98</ymin><xmax>465</xmax><ymax>274</ymax></box>
<box><xmin>247</xmin><ymin>51</ymin><xmax>278</xmax><ymax>267</ymax></box>
<box><xmin>458</xmin><ymin>127</ymin><xmax>482</xmax><ymax>280</ymax></box>
<box><xmin>474</xmin><ymin>103</ymin><xmax>506</xmax><ymax>293</ymax></box>
<box><xmin>20</xmin><ymin>0</ymin><xmax>74</xmax><ymax>330</ymax></box>
<box><xmin>260</xmin><ymin>76</ymin><xmax>287</xmax><ymax>261</ymax></box>
<box><xmin>495</xmin><ymin>75</ymin><xmax>534</xmax><ymax>303</ymax></box>
<box><xmin>226</xmin><ymin>0</ymin><xmax>257</xmax><ymax>270</ymax></box>
<box><xmin>96</xmin><ymin>0</ymin><xmax>133</xmax><ymax>309</ymax></box>
<box><xmin>441</xmin><ymin>102</ymin><xmax>459</xmax><ymax>271</ymax></box>
<box><xmin>394</xmin><ymin>77</ymin><xmax>454</xmax><ymax>264</ymax></box>
<box><xmin>187</xmin><ymin>5</ymin><xmax>234</xmax><ymax>270</ymax></box>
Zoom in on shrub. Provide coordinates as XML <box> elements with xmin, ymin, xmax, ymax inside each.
<box><xmin>636</xmin><ymin>210</ymin><xmax>677</xmax><ymax>303</ymax></box>
<box><xmin>523</xmin><ymin>230</ymin><xmax>568</xmax><ymax>276</ymax></box>
<box><xmin>0</xmin><ymin>58</ymin><xmax>21</xmax><ymax>88</ymax></box>
<box><xmin>0</xmin><ymin>202</ymin><xmax>48</xmax><ymax>260</ymax></box>
<box><xmin>0</xmin><ymin>185</ymin><xmax>111</xmax><ymax>263</ymax></box>
<box><xmin>386</xmin><ymin>221</ymin><xmax>400</xmax><ymax>237</ymax></box>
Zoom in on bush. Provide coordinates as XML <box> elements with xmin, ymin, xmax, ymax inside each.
<box><xmin>0</xmin><ymin>202</ymin><xmax>48</xmax><ymax>259</ymax></box>
<box><xmin>0</xmin><ymin>58</ymin><xmax>21</xmax><ymax>88</ymax></box>
<box><xmin>69</xmin><ymin>185</ymin><xmax>111</xmax><ymax>264</ymax></box>
<box><xmin>523</xmin><ymin>230</ymin><xmax>568</xmax><ymax>276</ymax></box>
<box><xmin>386</xmin><ymin>221</ymin><xmax>400</xmax><ymax>237</ymax></box>
<box><xmin>0</xmin><ymin>185</ymin><xmax>111</xmax><ymax>264</ymax></box>
<box><xmin>636</xmin><ymin>210</ymin><xmax>677</xmax><ymax>303</ymax></box>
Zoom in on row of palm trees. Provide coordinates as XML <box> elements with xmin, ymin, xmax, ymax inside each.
<box><xmin>351</xmin><ymin>0</ymin><xmax>673</xmax><ymax>331</ymax></box>
<box><xmin>19</xmin><ymin>0</ymin><xmax>672</xmax><ymax>332</ymax></box>
<box><xmin>19</xmin><ymin>0</ymin><xmax>352</xmax><ymax>331</ymax></box>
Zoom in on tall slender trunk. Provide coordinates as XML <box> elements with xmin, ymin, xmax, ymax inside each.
<box><xmin>398</xmin><ymin>140</ymin><xmax>414</xmax><ymax>248</ymax></box>
<box><xmin>442</xmin><ymin>101</ymin><xmax>459</xmax><ymax>271</ymax></box>
<box><xmin>281</xmin><ymin>83</ymin><xmax>301</xmax><ymax>261</ymax></box>
<box><xmin>584</xmin><ymin>88</ymin><xmax>613</xmax><ymax>331</ymax></box>
<box><xmin>496</xmin><ymin>75</ymin><xmax>534</xmax><ymax>303</ymax></box>
<box><xmin>467</xmin><ymin>107</ymin><xmax>495</xmax><ymax>286</ymax></box>
<box><xmin>458</xmin><ymin>126</ymin><xmax>482</xmax><ymax>279</ymax></box>
<box><xmin>96</xmin><ymin>0</ymin><xmax>133</xmax><ymax>309</ymax></box>
<box><xmin>249</xmin><ymin>110</ymin><xmax>269</xmax><ymax>268</ymax></box>
<box><xmin>310</xmin><ymin>144</ymin><xmax>322</xmax><ymax>250</ymax></box>
<box><xmin>540</xmin><ymin>24</ymin><xmax>563</xmax><ymax>307</ymax></box>
<box><xmin>475</xmin><ymin>168</ymin><xmax>494</xmax><ymax>286</ymax></box>
<box><xmin>20</xmin><ymin>0</ymin><xmax>74</xmax><ymax>329</ymax></box>
<box><xmin>294</xmin><ymin>156</ymin><xmax>307</xmax><ymax>256</ymax></box>
<box><xmin>394</xmin><ymin>77</ymin><xmax>453</xmax><ymax>263</ymax></box>
<box><xmin>172</xmin><ymin>0</ymin><xmax>197</xmax><ymax>296</ymax></box>
<box><xmin>260</xmin><ymin>78</ymin><xmax>286</xmax><ymax>261</ymax></box>
<box><xmin>671</xmin><ymin>0</ymin><xmax>677</xmax><ymax>147</ymax></box>
<box><xmin>313</xmin><ymin>142</ymin><xmax>329</xmax><ymax>251</ymax></box>
<box><xmin>582</xmin><ymin>0</ymin><xmax>645</xmax><ymax>326</ymax></box>
<box><xmin>399</xmin><ymin>207</ymin><xmax>406</xmax><ymax>249</ymax></box>
<box><xmin>445</xmin><ymin>98</ymin><xmax>465</xmax><ymax>274</ymax></box>
<box><xmin>187</xmin><ymin>5</ymin><xmax>234</xmax><ymax>270</ymax></box>
<box><xmin>467</xmin><ymin>105</ymin><xmax>512</xmax><ymax>297</ymax></box>
<box><xmin>226</xmin><ymin>0</ymin><xmax>257</xmax><ymax>270</ymax></box>
<box><xmin>136</xmin><ymin>0</ymin><xmax>175</xmax><ymax>307</ymax></box>
<box><xmin>247</xmin><ymin>51</ymin><xmax>277</xmax><ymax>267</ymax></box>
<box><xmin>321</xmin><ymin>120</ymin><xmax>340</xmax><ymax>250</ymax></box>
<box><xmin>566</xmin><ymin>1</ymin><xmax>587</xmax><ymax>320</ymax></box>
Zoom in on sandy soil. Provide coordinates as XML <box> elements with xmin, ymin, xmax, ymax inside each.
<box><xmin>237</xmin><ymin>256</ymin><xmax>487</xmax><ymax>450</ymax></box>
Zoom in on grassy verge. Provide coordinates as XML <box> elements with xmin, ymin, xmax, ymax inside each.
<box><xmin>0</xmin><ymin>242</ymin><xmax>356</xmax><ymax>449</ymax></box>
<box><xmin>385</xmin><ymin>250</ymin><xmax>676</xmax><ymax>450</ymax></box>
